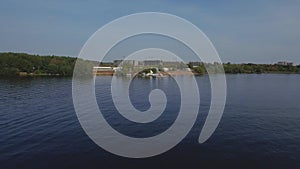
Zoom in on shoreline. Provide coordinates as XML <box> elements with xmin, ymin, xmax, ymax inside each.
<box><xmin>1</xmin><ymin>53</ymin><xmax>299</xmax><ymax>77</ymax></box>
<box><xmin>2</xmin><ymin>71</ymin><xmax>299</xmax><ymax>78</ymax></box>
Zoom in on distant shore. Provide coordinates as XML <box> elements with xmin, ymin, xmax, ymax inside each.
<box><xmin>1</xmin><ymin>52</ymin><xmax>299</xmax><ymax>77</ymax></box>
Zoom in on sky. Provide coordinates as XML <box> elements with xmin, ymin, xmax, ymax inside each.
<box><xmin>0</xmin><ymin>0</ymin><xmax>299</xmax><ymax>64</ymax></box>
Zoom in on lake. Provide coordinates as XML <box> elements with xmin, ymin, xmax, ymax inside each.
<box><xmin>1</xmin><ymin>74</ymin><xmax>300</xmax><ymax>169</ymax></box>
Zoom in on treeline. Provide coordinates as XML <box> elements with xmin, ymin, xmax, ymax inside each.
<box><xmin>223</xmin><ymin>63</ymin><xmax>300</xmax><ymax>74</ymax></box>
<box><xmin>0</xmin><ymin>52</ymin><xmax>76</xmax><ymax>76</ymax></box>
<box><xmin>189</xmin><ymin>62</ymin><xmax>300</xmax><ymax>74</ymax></box>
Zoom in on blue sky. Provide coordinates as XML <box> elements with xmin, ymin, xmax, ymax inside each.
<box><xmin>0</xmin><ymin>0</ymin><xmax>299</xmax><ymax>64</ymax></box>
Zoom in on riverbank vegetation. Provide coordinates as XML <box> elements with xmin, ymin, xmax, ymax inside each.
<box><xmin>189</xmin><ymin>62</ymin><xmax>300</xmax><ymax>74</ymax></box>
<box><xmin>0</xmin><ymin>52</ymin><xmax>76</xmax><ymax>76</ymax></box>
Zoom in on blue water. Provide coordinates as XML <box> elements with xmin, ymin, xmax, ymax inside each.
<box><xmin>0</xmin><ymin>74</ymin><xmax>300</xmax><ymax>169</ymax></box>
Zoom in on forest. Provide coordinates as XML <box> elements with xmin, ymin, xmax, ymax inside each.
<box><xmin>0</xmin><ymin>52</ymin><xmax>76</xmax><ymax>76</ymax></box>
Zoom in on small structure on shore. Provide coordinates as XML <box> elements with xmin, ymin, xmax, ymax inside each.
<box><xmin>276</xmin><ymin>61</ymin><xmax>293</xmax><ymax>66</ymax></box>
<box><xmin>93</xmin><ymin>66</ymin><xmax>115</xmax><ymax>76</ymax></box>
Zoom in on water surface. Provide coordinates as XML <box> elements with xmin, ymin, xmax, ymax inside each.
<box><xmin>0</xmin><ymin>74</ymin><xmax>299</xmax><ymax>168</ymax></box>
